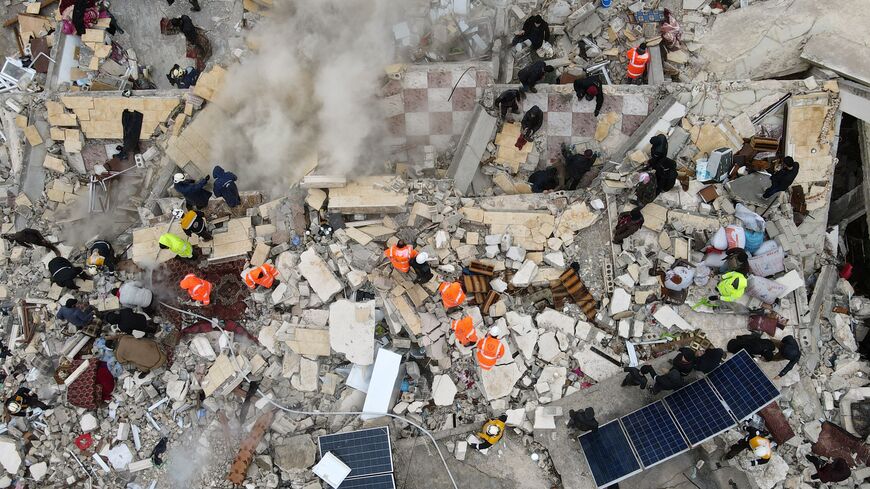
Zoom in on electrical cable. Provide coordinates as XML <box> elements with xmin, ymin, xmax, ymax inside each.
<box><xmin>158</xmin><ymin>301</ymin><xmax>460</xmax><ymax>489</ymax></box>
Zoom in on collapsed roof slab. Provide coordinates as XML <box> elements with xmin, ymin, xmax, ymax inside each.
<box><xmin>448</xmin><ymin>104</ymin><xmax>497</xmax><ymax>195</ymax></box>
<box><xmin>801</xmin><ymin>34</ymin><xmax>870</xmax><ymax>88</ymax></box>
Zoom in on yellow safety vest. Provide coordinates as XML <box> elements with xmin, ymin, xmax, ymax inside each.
<box><xmin>158</xmin><ymin>233</ymin><xmax>193</xmax><ymax>258</ymax></box>
<box><xmin>749</xmin><ymin>436</ymin><xmax>772</xmax><ymax>459</ymax></box>
<box><xmin>477</xmin><ymin>419</ymin><xmax>506</xmax><ymax>445</ymax></box>
<box><xmin>717</xmin><ymin>271</ymin><xmax>747</xmax><ymax>302</ymax></box>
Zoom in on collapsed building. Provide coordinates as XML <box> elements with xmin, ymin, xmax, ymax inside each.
<box><xmin>0</xmin><ymin>0</ymin><xmax>870</xmax><ymax>488</ymax></box>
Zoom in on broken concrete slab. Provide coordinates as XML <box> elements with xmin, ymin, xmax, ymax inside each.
<box><xmin>448</xmin><ymin>105</ymin><xmax>497</xmax><ymax>195</ymax></box>
<box><xmin>432</xmin><ymin>374</ymin><xmax>458</xmax><ymax>406</ymax></box>
<box><xmin>479</xmin><ymin>361</ymin><xmax>522</xmax><ymax>401</ymax></box>
<box><xmin>329</xmin><ymin>300</ymin><xmax>376</xmax><ymax>365</ymax></box>
<box><xmin>299</xmin><ymin>248</ymin><xmax>343</xmax><ymax>302</ymax></box>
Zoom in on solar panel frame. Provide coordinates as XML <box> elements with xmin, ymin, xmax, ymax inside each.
<box><xmin>664</xmin><ymin>378</ymin><xmax>737</xmax><ymax>447</ymax></box>
<box><xmin>707</xmin><ymin>349</ymin><xmax>781</xmax><ymax>421</ymax></box>
<box><xmin>318</xmin><ymin>427</ymin><xmax>394</xmax><ymax>479</ymax></box>
<box><xmin>336</xmin><ymin>474</ymin><xmax>396</xmax><ymax>489</ymax></box>
<box><xmin>578</xmin><ymin>420</ymin><xmax>643</xmax><ymax>488</ymax></box>
<box><xmin>620</xmin><ymin>401</ymin><xmax>690</xmax><ymax>468</ymax></box>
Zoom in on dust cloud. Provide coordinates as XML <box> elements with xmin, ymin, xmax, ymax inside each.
<box><xmin>209</xmin><ymin>0</ymin><xmax>408</xmax><ymax>193</ymax></box>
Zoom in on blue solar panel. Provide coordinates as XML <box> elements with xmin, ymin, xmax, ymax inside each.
<box><xmin>708</xmin><ymin>349</ymin><xmax>780</xmax><ymax>420</ymax></box>
<box><xmin>664</xmin><ymin>379</ymin><xmax>735</xmax><ymax>446</ymax></box>
<box><xmin>578</xmin><ymin>421</ymin><xmax>642</xmax><ymax>488</ymax></box>
<box><xmin>318</xmin><ymin>427</ymin><xmax>393</xmax><ymax>478</ymax></box>
<box><xmin>621</xmin><ymin>401</ymin><xmax>689</xmax><ymax>468</ymax></box>
<box><xmin>337</xmin><ymin>474</ymin><xmax>396</xmax><ymax>489</ymax></box>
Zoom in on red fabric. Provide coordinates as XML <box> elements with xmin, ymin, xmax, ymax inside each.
<box><xmin>95</xmin><ymin>362</ymin><xmax>115</xmax><ymax>401</ymax></box>
<box><xmin>515</xmin><ymin>134</ymin><xmax>528</xmax><ymax>150</ymax></box>
<box><xmin>66</xmin><ymin>360</ymin><xmax>100</xmax><ymax>410</ymax></box>
<box><xmin>586</xmin><ymin>85</ymin><xmax>598</xmax><ymax>96</ymax></box>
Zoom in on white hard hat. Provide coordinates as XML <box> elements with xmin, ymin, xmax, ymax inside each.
<box><xmin>753</xmin><ymin>445</ymin><xmax>770</xmax><ymax>458</ymax></box>
<box><xmin>487</xmin><ymin>425</ymin><xmax>500</xmax><ymax>436</ymax></box>
<box><xmin>6</xmin><ymin>402</ymin><xmax>21</xmax><ymax>414</ymax></box>
<box><xmin>416</xmin><ymin>252</ymin><xmax>429</xmax><ymax>264</ymax></box>
<box><xmin>489</xmin><ymin>326</ymin><xmax>502</xmax><ymax>337</ymax></box>
<box><xmin>173</xmin><ymin>173</ymin><xmax>185</xmax><ymax>183</ymax></box>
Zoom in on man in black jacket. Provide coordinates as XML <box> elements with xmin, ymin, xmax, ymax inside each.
<box><xmin>2</xmin><ymin>228</ymin><xmax>59</xmax><ymax>256</ymax></box>
<box><xmin>775</xmin><ymin>335</ymin><xmax>800</xmax><ymax>378</ymax></box>
<box><xmin>511</xmin><ymin>15</ymin><xmax>550</xmax><ymax>52</ymax></box>
<box><xmin>641</xmin><ymin>365</ymin><xmax>686</xmax><ymax>394</ymax></box>
<box><xmin>48</xmin><ymin>257</ymin><xmax>90</xmax><ymax>290</ymax></box>
<box><xmin>727</xmin><ymin>333</ymin><xmax>776</xmax><ymax>361</ymax></box>
<box><xmin>761</xmin><ymin>157</ymin><xmax>799</xmax><ymax>199</ymax></box>
<box><xmin>695</xmin><ymin>348</ymin><xmax>726</xmax><ymax>373</ymax></box>
<box><xmin>528</xmin><ymin>167</ymin><xmax>558</xmax><ymax>193</ymax></box>
<box><xmin>562</xmin><ymin>146</ymin><xmax>596</xmax><ymax>190</ymax></box>
<box><xmin>521</xmin><ymin>105</ymin><xmax>544</xmax><ymax>139</ymax></box>
<box><xmin>104</xmin><ymin>308</ymin><xmax>159</xmax><ymax>336</ymax></box>
<box><xmin>494</xmin><ymin>88</ymin><xmax>526</xmax><ymax>119</ymax></box>
<box><xmin>573</xmin><ymin>76</ymin><xmax>604</xmax><ymax>117</ymax></box>
<box><xmin>517</xmin><ymin>61</ymin><xmax>554</xmax><ymax>93</ymax></box>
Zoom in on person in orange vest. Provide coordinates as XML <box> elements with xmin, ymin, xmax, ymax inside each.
<box><xmin>451</xmin><ymin>316</ymin><xmax>478</xmax><ymax>347</ymax></box>
<box><xmin>476</xmin><ymin>327</ymin><xmax>506</xmax><ymax>371</ymax></box>
<box><xmin>438</xmin><ymin>281</ymin><xmax>466</xmax><ymax>309</ymax></box>
<box><xmin>180</xmin><ymin>274</ymin><xmax>212</xmax><ymax>305</ymax></box>
<box><xmin>243</xmin><ymin>263</ymin><xmax>279</xmax><ymax>289</ymax></box>
<box><xmin>625</xmin><ymin>42</ymin><xmax>650</xmax><ymax>85</ymax></box>
<box><xmin>384</xmin><ymin>239</ymin><xmax>418</xmax><ymax>273</ymax></box>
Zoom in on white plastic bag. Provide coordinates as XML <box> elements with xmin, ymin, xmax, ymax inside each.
<box><xmin>735</xmin><ymin>203</ymin><xmax>765</xmax><ymax>232</ymax></box>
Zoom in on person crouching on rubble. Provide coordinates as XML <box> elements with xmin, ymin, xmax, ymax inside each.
<box><xmin>468</xmin><ymin>414</ymin><xmax>508</xmax><ymax>451</ymax></box>
<box><xmin>410</xmin><ymin>252</ymin><xmax>433</xmax><ymax>284</ymax></box>
<box><xmin>723</xmin><ymin>427</ymin><xmax>775</xmax><ymax>466</ymax></box>
<box><xmin>5</xmin><ymin>387</ymin><xmax>50</xmax><ymax>417</ymax></box>
<box><xmin>242</xmin><ymin>263</ymin><xmax>279</xmax><ymax>290</ymax></box>
<box><xmin>57</xmin><ymin>298</ymin><xmax>95</xmax><ymax>330</ymax></box>
<box><xmin>167</xmin><ymin>64</ymin><xmax>200</xmax><ymax>89</ymax></box>
<box><xmin>48</xmin><ymin>256</ymin><xmax>90</xmax><ymax>290</ymax></box>
<box><xmin>87</xmin><ymin>238</ymin><xmax>117</xmax><ymax>273</ymax></box>
<box><xmin>612</xmin><ymin>208</ymin><xmax>644</xmax><ymax>245</ymax></box>
<box><xmin>384</xmin><ymin>239</ymin><xmax>417</xmax><ymax>273</ymax></box>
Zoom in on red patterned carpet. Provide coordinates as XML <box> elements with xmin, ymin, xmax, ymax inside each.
<box><xmin>153</xmin><ymin>257</ymin><xmax>250</xmax><ymax>328</ymax></box>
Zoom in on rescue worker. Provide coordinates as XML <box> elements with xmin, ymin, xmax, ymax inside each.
<box><xmin>166</xmin><ymin>64</ymin><xmax>200</xmax><ymax>89</ymax></box>
<box><xmin>178</xmin><ymin>208</ymin><xmax>212</xmax><ymax>241</ymax></box>
<box><xmin>5</xmin><ymin>386</ymin><xmax>50</xmax><ymax>417</ymax></box>
<box><xmin>476</xmin><ymin>328</ymin><xmax>506</xmax><ymax>371</ymax></box>
<box><xmin>173</xmin><ymin>173</ymin><xmax>211</xmax><ymax>210</ymax></box>
<box><xmin>103</xmin><ymin>308</ymin><xmax>158</xmax><ymax>337</ymax></box>
<box><xmin>180</xmin><ymin>274</ymin><xmax>212</xmax><ymax>305</ymax></box>
<box><xmin>649</xmin><ymin>134</ymin><xmax>669</xmax><ymax>161</ymax></box>
<box><xmin>572</xmin><ymin>76</ymin><xmax>604</xmax><ymax>117</ymax></box>
<box><xmin>56</xmin><ymin>298</ymin><xmax>95</xmax><ymax>329</ymax></box>
<box><xmin>48</xmin><ymin>256</ymin><xmax>89</xmax><ymax>290</ymax></box>
<box><xmin>113</xmin><ymin>281</ymin><xmax>153</xmax><ymax>310</ymax></box>
<box><xmin>640</xmin><ymin>365</ymin><xmax>686</xmax><ymax>394</ymax></box>
<box><xmin>568</xmin><ymin>407</ymin><xmax>599</xmax><ymax>432</ymax></box>
<box><xmin>451</xmin><ymin>316</ymin><xmax>478</xmax><ymax>347</ymax></box>
<box><xmin>158</xmin><ymin>232</ymin><xmax>194</xmax><ymax>260</ymax></box>
<box><xmin>724</xmin><ymin>428</ymin><xmax>775</xmax><ymax>466</ymax></box>
<box><xmin>243</xmin><ymin>263</ymin><xmax>279</xmax><ymax>289</ymax></box>
<box><xmin>711</xmin><ymin>271</ymin><xmax>747</xmax><ymax>303</ymax></box>
<box><xmin>727</xmin><ymin>333</ymin><xmax>776</xmax><ymax>361</ymax></box>
<box><xmin>384</xmin><ymin>239</ymin><xmax>418</xmax><ymax>273</ymax></box>
<box><xmin>761</xmin><ymin>156</ymin><xmax>800</xmax><ymax>200</ymax></box>
<box><xmin>494</xmin><ymin>88</ymin><xmax>526</xmax><ymax>119</ymax></box>
<box><xmin>774</xmin><ymin>335</ymin><xmax>800</xmax><ymax>378</ymax></box>
<box><xmin>671</xmin><ymin>347</ymin><xmax>697</xmax><ymax>376</ymax></box>
<box><xmin>212</xmin><ymin>165</ymin><xmax>241</xmax><ymax>208</ymax></box>
<box><xmin>694</xmin><ymin>348</ymin><xmax>727</xmax><ymax>373</ymax></box>
<box><xmin>87</xmin><ymin>239</ymin><xmax>116</xmax><ymax>273</ymax></box>
<box><xmin>517</xmin><ymin>61</ymin><xmax>554</xmax><ymax>93</ymax></box>
<box><xmin>2</xmin><ymin>228</ymin><xmax>60</xmax><ymax>256</ymax></box>
<box><xmin>621</xmin><ymin>366</ymin><xmax>648</xmax><ymax>389</ymax></box>
<box><xmin>511</xmin><ymin>14</ymin><xmax>550</xmax><ymax>53</ymax></box>
<box><xmin>469</xmin><ymin>414</ymin><xmax>508</xmax><ymax>450</ymax></box>
<box><xmin>410</xmin><ymin>252</ymin><xmax>433</xmax><ymax>284</ymax></box>
<box><xmin>805</xmin><ymin>455</ymin><xmax>851</xmax><ymax>483</ymax></box>
<box><xmin>528</xmin><ymin>166</ymin><xmax>558</xmax><ymax>193</ymax></box>
<box><xmin>612</xmin><ymin>208</ymin><xmax>644</xmax><ymax>245</ymax></box>
<box><xmin>625</xmin><ymin>42</ymin><xmax>650</xmax><ymax>84</ymax></box>
<box><xmin>521</xmin><ymin>104</ymin><xmax>544</xmax><ymax>140</ymax></box>
<box><xmin>562</xmin><ymin>145</ymin><xmax>596</xmax><ymax>190</ymax></box>
<box><xmin>438</xmin><ymin>281</ymin><xmax>466</xmax><ymax>310</ymax></box>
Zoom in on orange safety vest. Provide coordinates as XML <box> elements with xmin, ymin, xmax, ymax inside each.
<box><xmin>384</xmin><ymin>245</ymin><xmax>418</xmax><ymax>273</ymax></box>
<box><xmin>626</xmin><ymin>47</ymin><xmax>650</xmax><ymax>79</ymax></box>
<box><xmin>749</xmin><ymin>436</ymin><xmax>772</xmax><ymax>460</ymax></box>
<box><xmin>438</xmin><ymin>282</ymin><xmax>466</xmax><ymax>309</ymax></box>
<box><xmin>244</xmin><ymin>264</ymin><xmax>278</xmax><ymax>289</ymax></box>
<box><xmin>476</xmin><ymin>335</ymin><xmax>505</xmax><ymax>371</ymax></box>
<box><xmin>451</xmin><ymin>317</ymin><xmax>478</xmax><ymax>346</ymax></box>
<box><xmin>180</xmin><ymin>274</ymin><xmax>212</xmax><ymax>305</ymax></box>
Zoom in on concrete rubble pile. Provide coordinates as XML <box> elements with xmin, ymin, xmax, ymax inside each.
<box><xmin>0</xmin><ymin>0</ymin><xmax>868</xmax><ymax>488</ymax></box>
